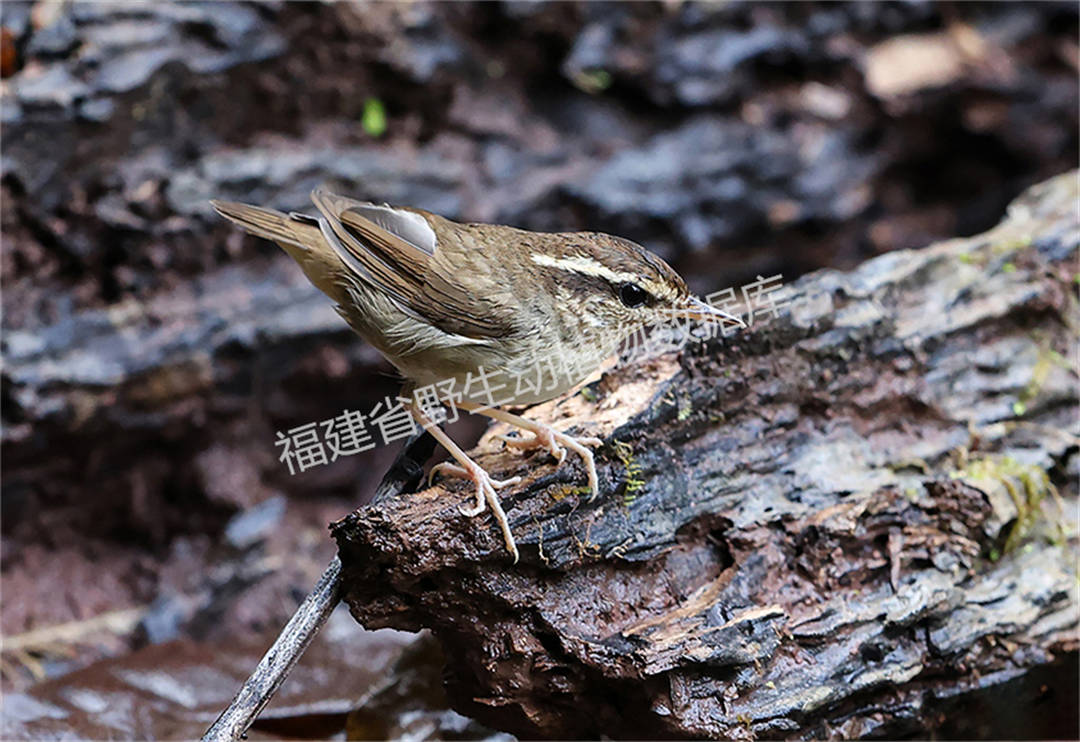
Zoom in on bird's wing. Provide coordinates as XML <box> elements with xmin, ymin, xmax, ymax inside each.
<box><xmin>310</xmin><ymin>188</ymin><xmax>514</xmax><ymax>340</ymax></box>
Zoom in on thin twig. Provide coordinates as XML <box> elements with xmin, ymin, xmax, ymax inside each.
<box><xmin>201</xmin><ymin>430</ymin><xmax>435</xmax><ymax>742</ymax></box>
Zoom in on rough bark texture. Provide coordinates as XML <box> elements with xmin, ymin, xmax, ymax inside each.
<box><xmin>332</xmin><ymin>172</ymin><xmax>1080</xmax><ymax>740</ymax></box>
<box><xmin>4</xmin><ymin>2</ymin><xmax>1078</xmax><ymax>681</ymax></box>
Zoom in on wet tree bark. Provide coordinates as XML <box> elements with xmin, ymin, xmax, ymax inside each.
<box><xmin>332</xmin><ymin>172</ymin><xmax>1080</xmax><ymax>740</ymax></box>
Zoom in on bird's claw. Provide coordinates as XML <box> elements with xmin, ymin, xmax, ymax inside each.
<box><xmin>427</xmin><ymin>459</ymin><xmax>520</xmax><ymax>561</ymax></box>
<box><xmin>429</xmin><ymin>462</ymin><xmax>521</xmax><ymax>490</ymax></box>
<box><xmin>498</xmin><ymin>426</ymin><xmax>602</xmax><ymax>500</ymax></box>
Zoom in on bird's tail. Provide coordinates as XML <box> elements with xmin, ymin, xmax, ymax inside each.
<box><xmin>210</xmin><ymin>200</ymin><xmax>308</xmax><ymax>248</ymax></box>
<box><xmin>211</xmin><ymin>198</ymin><xmax>353</xmax><ymax>306</ymax></box>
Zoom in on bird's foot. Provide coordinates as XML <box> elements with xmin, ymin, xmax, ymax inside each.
<box><xmin>429</xmin><ymin>462</ymin><xmax>522</xmax><ymax>492</ymax></box>
<box><xmin>429</xmin><ymin>459</ymin><xmax>522</xmax><ymax>561</ymax></box>
<box><xmin>497</xmin><ymin>424</ymin><xmax>602</xmax><ymax>499</ymax></box>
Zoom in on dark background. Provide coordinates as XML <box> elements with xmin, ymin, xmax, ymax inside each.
<box><xmin>1</xmin><ymin>1</ymin><xmax>1077</xmax><ymax>738</ymax></box>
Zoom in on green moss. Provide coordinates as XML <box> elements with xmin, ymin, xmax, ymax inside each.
<box><xmin>889</xmin><ymin>458</ymin><xmax>931</xmax><ymax>474</ymax></box>
<box><xmin>550</xmin><ymin>484</ymin><xmax>591</xmax><ymax>502</ymax></box>
<box><xmin>951</xmin><ymin>455</ymin><xmax>1067</xmax><ymax>553</ymax></box>
<box><xmin>677</xmin><ymin>396</ymin><xmax>693</xmax><ymax>421</ymax></box>
<box><xmin>1013</xmin><ymin>343</ymin><xmax>1072</xmax><ymax>417</ymax></box>
<box><xmin>994</xmin><ymin>234</ymin><xmax>1034</xmax><ymax>254</ymax></box>
<box><xmin>614</xmin><ymin>439</ymin><xmax>645</xmax><ymax>507</ymax></box>
<box><xmin>959</xmin><ymin>232</ymin><xmax>1034</xmax><ymax>267</ymax></box>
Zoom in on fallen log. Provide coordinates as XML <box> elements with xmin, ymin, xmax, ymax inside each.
<box><xmin>332</xmin><ymin>172</ymin><xmax>1079</xmax><ymax>739</ymax></box>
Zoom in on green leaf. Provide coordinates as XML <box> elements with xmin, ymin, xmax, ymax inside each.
<box><xmin>571</xmin><ymin>68</ymin><xmax>612</xmax><ymax>94</ymax></box>
<box><xmin>362</xmin><ymin>97</ymin><xmax>387</xmax><ymax>138</ymax></box>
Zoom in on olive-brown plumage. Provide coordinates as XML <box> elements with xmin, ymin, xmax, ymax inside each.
<box><xmin>212</xmin><ymin>188</ymin><xmax>741</xmax><ymax>560</ymax></box>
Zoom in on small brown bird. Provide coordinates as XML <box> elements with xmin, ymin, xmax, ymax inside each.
<box><xmin>212</xmin><ymin>189</ymin><xmax>742</xmax><ymax>560</ymax></box>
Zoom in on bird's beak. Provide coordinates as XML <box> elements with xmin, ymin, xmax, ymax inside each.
<box><xmin>671</xmin><ymin>297</ymin><xmax>746</xmax><ymax>329</ymax></box>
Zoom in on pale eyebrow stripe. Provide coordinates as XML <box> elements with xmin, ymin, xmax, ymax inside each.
<box><xmin>530</xmin><ymin>254</ymin><xmax>640</xmax><ymax>286</ymax></box>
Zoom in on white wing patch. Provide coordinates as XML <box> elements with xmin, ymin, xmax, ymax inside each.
<box><xmin>349</xmin><ymin>204</ymin><xmax>437</xmax><ymax>255</ymax></box>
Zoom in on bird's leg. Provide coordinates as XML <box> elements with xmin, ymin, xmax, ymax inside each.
<box><xmin>460</xmin><ymin>403</ymin><xmax>603</xmax><ymax>499</ymax></box>
<box><xmin>406</xmin><ymin>401</ymin><xmax>522</xmax><ymax>561</ymax></box>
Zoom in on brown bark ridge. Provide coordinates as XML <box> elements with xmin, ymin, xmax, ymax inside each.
<box><xmin>332</xmin><ymin>172</ymin><xmax>1079</xmax><ymax>740</ymax></box>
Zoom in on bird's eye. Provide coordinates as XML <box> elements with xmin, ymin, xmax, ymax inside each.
<box><xmin>619</xmin><ymin>282</ymin><xmax>650</xmax><ymax>308</ymax></box>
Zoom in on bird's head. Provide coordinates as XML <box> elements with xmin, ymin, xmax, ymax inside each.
<box><xmin>530</xmin><ymin>232</ymin><xmax>744</xmax><ymax>345</ymax></box>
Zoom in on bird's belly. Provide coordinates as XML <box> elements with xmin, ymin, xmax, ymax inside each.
<box><xmin>394</xmin><ymin>343</ymin><xmax>605</xmax><ymax>408</ymax></box>
<box><xmin>341</xmin><ymin>289</ymin><xmax>616</xmax><ymax>408</ymax></box>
